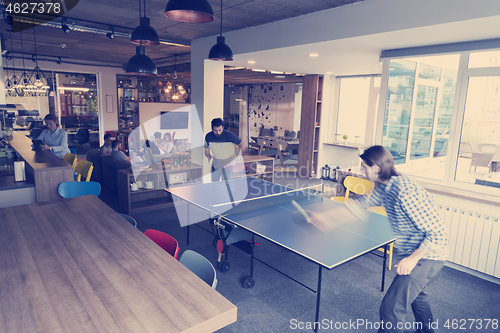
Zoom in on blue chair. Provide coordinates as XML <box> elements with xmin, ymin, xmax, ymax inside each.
<box><xmin>179</xmin><ymin>250</ymin><xmax>217</xmax><ymax>289</ymax></box>
<box><xmin>69</xmin><ymin>147</ymin><xmax>77</xmax><ymax>154</ymax></box>
<box><xmin>118</xmin><ymin>213</ymin><xmax>138</xmax><ymax>228</ymax></box>
<box><xmin>58</xmin><ymin>181</ymin><xmax>101</xmax><ymax>198</ymax></box>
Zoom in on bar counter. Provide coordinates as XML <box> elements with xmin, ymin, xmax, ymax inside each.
<box><xmin>7</xmin><ymin>132</ymin><xmax>73</xmax><ymax>202</ymax></box>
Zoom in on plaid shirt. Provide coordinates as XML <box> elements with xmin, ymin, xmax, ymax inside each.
<box><xmin>351</xmin><ymin>174</ymin><xmax>448</xmax><ymax>261</ymax></box>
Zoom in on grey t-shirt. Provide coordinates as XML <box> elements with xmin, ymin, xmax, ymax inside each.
<box><xmin>110</xmin><ymin>150</ymin><xmax>128</xmax><ymax>161</ymax></box>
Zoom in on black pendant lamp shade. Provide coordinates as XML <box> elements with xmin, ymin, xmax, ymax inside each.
<box><xmin>126</xmin><ymin>46</ymin><xmax>157</xmax><ymax>76</ymax></box>
<box><xmin>208</xmin><ymin>0</ymin><xmax>232</xmax><ymax>61</ymax></box>
<box><xmin>131</xmin><ymin>16</ymin><xmax>159</xmax><ymax>46</ymax></box>
<box><xmin>164</xmin><ymin>0</ymin><xmax>215</xmax><ymax>23</ymax></box>
<box><xmin>209</xmin><ymin>36</ymin><xmax>233</xmax><ymax>61</ymax></box>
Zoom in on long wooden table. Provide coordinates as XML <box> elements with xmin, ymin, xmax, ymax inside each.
<box><xmin>0</xmin><ymin>195</ymin><xmax>237</xmax><ymax>333</ymax></box>
<box><xmin>7</xmin><ymin>132</ymin><xmax>74</xmax><ymax>202</ymax></box>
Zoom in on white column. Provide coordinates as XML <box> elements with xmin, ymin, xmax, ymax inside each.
<box><xmin>191</xmin><ymin>38</ymin><xmax>225</xmax><ymax>182</ymax></box>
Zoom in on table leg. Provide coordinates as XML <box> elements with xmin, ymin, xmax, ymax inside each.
<box><xmin>314</xmin><ymin>265</ymin><xmax>323</xmax><ymax>333</ymax></box>
<box><xmin>242</xmin><ymin>233</ymin><xmax>256</xmax><ymax>288</ymax></box>
<box><xmin>186</xmin><ymin>202</ymin><xmax>190</xmax><ymax>245</ymax></box>
<box><xmin>381</xmin><ymin>243</ymin><xmax>388</xmax><ymax>292</ymax></box>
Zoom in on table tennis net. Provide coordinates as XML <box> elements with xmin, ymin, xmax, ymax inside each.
<box><xmin>211</xmin><ymin>185</ymin><xmax>324</xmax><ymax>218</ymax></box>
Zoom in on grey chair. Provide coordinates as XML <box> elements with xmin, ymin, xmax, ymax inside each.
<box><xmin>179</xmin><ymin>250</ymin><xmax>217</xmax><ymax>289</ymax></box>
<box><xmin>469</xmin><ymin>143</ymin><xmax>494</xmax><ymax>172</ymax></box>
<box><xmin>29</xmin><ymin>127</ymin><xmax>43</xmax><ymax>139</ymax></box>
<box><xmin>118</xmin><ymin>213</ymin><xmax>138</xmax><ymax>228</ymax></box>
<box><xmin>259</xmin><ymin>127</ymin><xmax>274</xmax><ymax>137</ymax></box>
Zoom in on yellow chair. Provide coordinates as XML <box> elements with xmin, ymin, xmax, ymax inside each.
<box><xmin>63</xmin><ymin>153</ymin><xmax>77</xmax><ymax>173</ymax></box>
<box><xmin>368</xmin><ymin>206</ymin><xmax>394</xmax><ymax>270</ymax></box>
<box><xmin>75</xmin><ymin>160</ymin><xmax>94</xmax><ymax>182</ymax></box>
<box><xmin>330</xmin><ymin>176</ymin><xmax>395</xmax><ymax>270</ymax></box>
<box><xmin>332</xmin><ymin>176</ymin><xmax>374</xmax><ymax>203</ymax></box>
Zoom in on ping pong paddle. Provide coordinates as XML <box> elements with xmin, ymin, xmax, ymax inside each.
<box><xmin>216</xmin><ymin>239</ymin><xmax>225</xmax><ymax>262</ymax></box>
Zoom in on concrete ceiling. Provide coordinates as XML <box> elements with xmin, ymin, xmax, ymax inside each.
<box><xmin>0</xmin><ymin>0</ymin><xmax>365</xmax><ymax>84</ymax></box>
<box><xmin>2</xmin><ymin>0</ymin><xmax>500</xmax><ymax>84</ymax></box>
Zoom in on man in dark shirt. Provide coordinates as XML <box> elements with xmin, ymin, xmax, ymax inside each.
<box><xmin>100</xmin><ymin>133</ymin><xmax>113</xmax><ymax>156</ymax></box>
<box><xmin>204</xmin><ymin>118</ymin><xmax>242</xmax><ymax>181</ymax></box>
<box><xmin>110</xmin><ymin>140</ymin><xmax>130</xmax><ymax>162</ymax></box>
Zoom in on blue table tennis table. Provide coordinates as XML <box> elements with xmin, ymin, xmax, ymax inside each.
<box><xmin>167</xmin><ymin>177</ymin><xmax>395</xmax><ymax>331</ymax></box>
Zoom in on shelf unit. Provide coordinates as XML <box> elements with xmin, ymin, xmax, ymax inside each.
<box><xmin>117</xmin><ymin>78</ymin><xmax>158</xmax><ymax>131</ymax></box>
<box><xmin>298</xmin><ymin>74</ymin><xmax>323</xmax><ymax>178</ymax></box>
<box><xmin>118</xmin><ymin>163</ymin><xmax>202</xmax><ymax>214</ymax></box>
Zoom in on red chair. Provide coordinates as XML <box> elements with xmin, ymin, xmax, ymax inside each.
<box><xmin>144</xmin><ymin>229</ymin><xmax>179</xmax><ymax>259</ymax></box>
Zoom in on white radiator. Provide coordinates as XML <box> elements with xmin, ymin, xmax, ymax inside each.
<box><xmin>437</xmin><ymin>203</ymin><xmax>500</xmax><ymax>278</ymax></box>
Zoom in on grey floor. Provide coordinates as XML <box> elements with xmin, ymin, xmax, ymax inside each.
<box><xmin>121</xmin><ymin>173</ymin><xmax>500</xmax><ymax>333</ymax></box>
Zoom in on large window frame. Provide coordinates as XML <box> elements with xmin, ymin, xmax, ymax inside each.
<box><xmin>378</xmin><ymin>52</ymin><xmax>500</xmax><ymax>200</ymax></box>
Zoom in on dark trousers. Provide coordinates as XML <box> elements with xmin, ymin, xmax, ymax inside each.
<box><xmin>379</xmin><ymin>259</ymin><xmax>444</xmax><ymax>333</ymax></box>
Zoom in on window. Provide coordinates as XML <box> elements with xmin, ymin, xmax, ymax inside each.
<box><xmin>333</xmin><ymin>76</ymin><xmax>379</xmax><ymax>145</ymax></box>
<box><xmin>379</xmin><ymin>51</ymin><xmax>500</xmax><ymax>195</ymax></box>
<box><xmin>456</xmin><ymin>74</ymin><xmax>500</xmax><ymax>188</ymax></box>
<box><xmin>381</xmin><ymin>55</ymin><xmax>459</xmax><ymax>181</ymax></box>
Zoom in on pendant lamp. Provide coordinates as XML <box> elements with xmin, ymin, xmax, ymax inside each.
<box><xmin>30</xmin><ymin>23</ymin><xmax>50</xmax><ymax>95</ymax></box>
<box><xmin>126</xmin><ymin>46</ymin><xmax>157</xmax><ymax>76</ymax></box>
<box><xmin>164</xmin><ymin>0</ymin><xmax>214</xmax><ymax>23</ymax></box>
<box><xmin>131</xmin><ymin>0</ymin><xmax>159</xmax><ymax>46</ymax></box>
<box><xmin>126</xmin><ymin>0</ymin><xmax>157</xmax><ymax>76</ymax></box>
<box><xmin>208</xmin><ymin>0</ymin><xmax>232</xmax><ymax>61</ymax></box>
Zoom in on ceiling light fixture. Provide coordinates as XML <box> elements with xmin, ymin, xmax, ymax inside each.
<box><xmin>164</xmin><ymin>0</ymin><xmax>214</xmax><ymax>23</ymax></box>
<box><xmin>29</xmin><ymin>21</ymin><xmax>50</xmax><ymax>95</ymax></box>
<box><xmin>126</xmin><ymin>0</ymin><xmax>157</xmax><ymax>76</ymax></box>
<box><xmin>309</xmin><ymin>53</ymin><xmax>319</xmax><ymax>57</ymax></box>
<box><xmin>248</xmin><ymin>60</ymin><xmax>256</xmax><ymax>64</ymax></box>
<box><xmin>57</xmin><ymin>86</ymin><xmax>90</xmax><ymax>92</ymax></box>
<box><xmin>106</xmin><ymin>26</ymin><xmax>115</xmax><ymax>39</ymax></box>
<box><xmin>208</xmin><ymin>0</ymin><xmax>232</xmax><ymax>61</ymax></box>
<box><xmin>131</xmin><ymin>0</ymin><xmax>159</xmax><ymax>46</ymax></box>
<box><xmin>61</xmin><ymin>19</ymin><xmax>71</xmax><ymax>33</ymax></box>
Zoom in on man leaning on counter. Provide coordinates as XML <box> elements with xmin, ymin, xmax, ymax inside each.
<box><xmin>38</xmin><ymin>114</ymin><xmax>70</xmax><ymax>159</ymax></box>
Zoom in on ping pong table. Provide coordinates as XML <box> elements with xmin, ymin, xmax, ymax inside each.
<box><xmin>167</xmin><ymin>177</ymin><xmax>395</xmax><ymax>331</ymax></box>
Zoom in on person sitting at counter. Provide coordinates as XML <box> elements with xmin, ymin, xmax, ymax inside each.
<box><xmin>110</xmin><ymin>140</ymin><xmax>130</xmax><ymax>162</ymax></box>
<box><xmin>38</xmin><ymin>114</ymin><xmax>71</xmax><ymax>159</ymax></box>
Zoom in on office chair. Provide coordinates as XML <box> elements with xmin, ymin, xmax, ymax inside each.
<box><xmin>368</xmin><ymin>206</ymin><xmax>394</xmax><ymax>270</ymax></box>
<box><xmin>75</xmin><ymin>160</ymin><xmax>93</xmax><ymax>181</ymax></box>
<box><xmin>179</xmin><ymin>250</ymin><xmax>218</xmax><ymax>289</ymax></box>
<box><xmin>75</xmin><ymin>128</ymin><xmax>90</xmax><ymax>152</ymax></box>
<box><xmin>332</xmin><ymin>178</ymin><xmax>394</xmax><ymax>270</ymax></box>
<box><xmin>63</xmin><ymin>153</ymin><xmax>77</xmax><ymax>174</ymax></box>
<box><xmin>29</xmin><ymin>127</ymin><xmax>43</xmax><ymax>139</ymax></box>
<box><xmin>144</xmin><ymin>229</ymin><xmax>179</xmax><ymax>259</ymax></box>
<box><xmin>58</xmin><ymin>181</ymin><xmax>101</xmax><ymax>198</ymax></box>
<box><xmin>332</xmin><ymin>176</ymin><xmax>374</xmax><ymax>203</ymax></box>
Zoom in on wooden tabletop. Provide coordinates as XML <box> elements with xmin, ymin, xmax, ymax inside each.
<box><xmin>8</xmin><ymin>132</ymin><xmax>72</xmax><ymax>170</ymax></box>
<box><xmin>0</xmin><ymin>195</ymin><xmax>237</xmax><ymax>333</ymax></box>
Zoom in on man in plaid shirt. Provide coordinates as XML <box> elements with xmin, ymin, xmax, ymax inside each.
<box><xmin>353</xmin><ymin>145</ymin><xmax>448</xmax><ymax>333</ymax></box>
